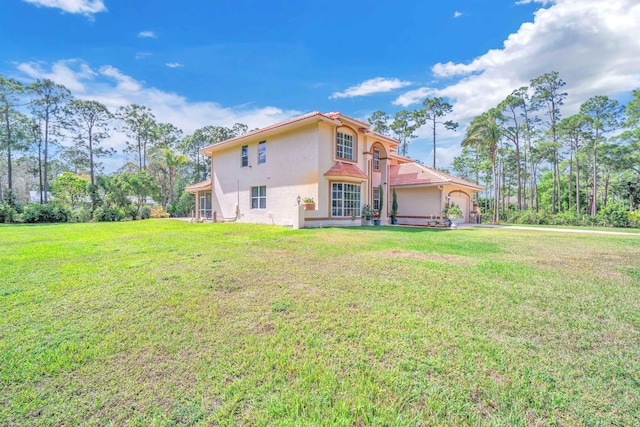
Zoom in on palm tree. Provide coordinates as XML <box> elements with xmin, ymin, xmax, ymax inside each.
<box><xmin>462</xmin><ymin>109</ymin><xmax>502</xmax><ymax>222</ymax></box>
<box><xmin>162</xmin><ymin>148</ymin><xmax>187</xmax><ymax>206</ymax></box>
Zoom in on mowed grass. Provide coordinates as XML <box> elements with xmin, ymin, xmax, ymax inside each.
<box><xmin>1</xmin><ymin>221</ymin><xmax>639</xmax><ymax>426</ymax></box>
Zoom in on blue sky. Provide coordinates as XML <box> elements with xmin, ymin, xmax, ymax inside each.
<box><xmin>2</xmin><ymin>0</ymin><xmax>639</xmax><ymax>170</ymax></box>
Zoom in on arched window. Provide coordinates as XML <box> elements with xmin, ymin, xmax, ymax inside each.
<box><xmin>373</xmin><ymin>148</ymin><xmax>380</xmax><ymax>170</ymax></box>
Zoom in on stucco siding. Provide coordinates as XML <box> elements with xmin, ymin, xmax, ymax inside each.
<box><xmin>394</xmin><ymin>186</ymin><xmax>442</xmax><ymax>225</ymax></box>
<box><xmin>445</xmin><ymin>185</ymin><xmax>472</xmax><ymax>223</ymax></box>
<box><xmin>211</xmin><ymin>124</ymin><xmax>320</xmax><ymax>226</ymax></box>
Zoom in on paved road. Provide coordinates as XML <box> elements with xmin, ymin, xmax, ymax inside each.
<box><xmin>460</xmin><ymin>223</ymin><xmax>640</xmax><ymax>236</ymax></box>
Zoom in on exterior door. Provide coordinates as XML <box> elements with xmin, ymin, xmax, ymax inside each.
<box><xmin>199</xmin><ymin>191</ymin><xmax>212</xmax><ymax>219</ymax></box>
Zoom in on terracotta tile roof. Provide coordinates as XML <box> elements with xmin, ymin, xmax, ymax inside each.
<box><xmin>323</xmin><ymin>162</ymin><xmax>368</xmax><ymax>180</ymax></box>
<box><xmin>201</xmin><ymin>111</ymin><xmax>340</xmax><ymax>153</ymax></box>
<box><xmin>185</xmin><ymin>180</ymin><xmax>212</xmax><ymax>193</ymax></box>
<box><xmin>389</xmin><ymin>153</ymin><xmax>413</xmax><ymax>163</ymax></box>
<box><xmin>390</xmin><ymin>163</ymin><xmax>483</xmax><ymax>190</ymax></box>
<box><xmin>200</xmin><ymin>111</ymin><xmax>401</xmax><ymax>154</ymax></box>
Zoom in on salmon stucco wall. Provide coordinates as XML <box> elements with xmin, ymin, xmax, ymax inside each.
<box><xmin>211</xmin><ymin>123</ymin><xmax>320</xmax><ymax>226</ymax></box>
<box><xmin>394</xmin><ymin>186</ymin><xmax>443</xmax><ymax>225</ymax></box>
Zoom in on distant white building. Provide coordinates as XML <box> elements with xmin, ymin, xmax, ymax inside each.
<box><xmin>29</xmin><ymin>191</ymin><xmax>52</xmax><ymax>203</ymax></box>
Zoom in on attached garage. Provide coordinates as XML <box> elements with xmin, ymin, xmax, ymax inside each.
<box><xmin>389</xmin><ymin>162</ymin><xmax>482</xmax><ymax>226</ymax></box>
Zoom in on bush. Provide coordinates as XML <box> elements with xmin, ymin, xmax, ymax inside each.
<box><xmin>551</xmin><ymin>211</ymin><xmax>581</xmax><ymax>226</ymax></box>
<box><xmin>139</xmin><ymin>205</ymin><xmax>152</xmax><ymax>219</ymax></box>
<box><xmin>596</xmin><ymin>201</ymin><xmax>629</xmax><ymax>227</ymax></box>
<box><xmin>21</xmin><ymin>203</ymin><xmax>71</xmax><ymax>223</ymax></box>
<box><xmin>71</xmin><ymin>207</ymin><xmax>92</xmax><ymax>223</ymax></box>
<box><xmin>149</xmin><ymin>205</ymin><xmax>170</xmax><ymax>218</ymax></box>
<box><xmin>93</xmin><ymin>207</ymin><xmax>124</xmax><ymax>222</ymax></box>
<box><xmin>507</xmin><ymin>209</ymin><xmax>545</xmax><ymax>225</ymax></box>
<box><xmin>628</xmin><ymin>211</ymin><xmax>640</xmax><ymax>228</ymax></box>
<box><xmin>168</xmin><ymin>192</ymin><xmax>195</xmax><ymax>217</ymax></box>
<box><xmin>0</xmin><ymin>202</ymin><xmax>17</xmax><ymax>223</ymax></box>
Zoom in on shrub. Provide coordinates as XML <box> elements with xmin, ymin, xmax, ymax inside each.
<box><xmin>507</xmin><ymin>209</ymin><xmax>544</xmax><ymax>225</ymax></box>
<box><xmin>71</xmin><ymin>207</ymin><xmax>92</xmax><ymax>223</ymax></box>
<box><xmin>139</xmin><ymin>205</ymin><xmax>152</xmax><ymax>219</ymax></box>
<box><xmin>597</xmin><ymin>201</ymin><xmax>629</xmax><ymax>227</ymax></box>
<box><xmin>552</xmin><ymin>211</ymin><xmax>581</xmax><ymax>226</ymax></box>
<box><xmin>93</xmin><ymin>207</ymin><xmax>124</xmax><ymax>222</ymax></box>
<box><xmin>0</xmin><ymin>202</ymin><xmax>17</xmax><ymax>223</ymax></box>
<box><xmin>150</xmin><ymin>205</ymin><xmax>170</xmax><ymax>218</ymax></box>
<box><xmin>20</xmin><ymin>203</ymin><xmax>71</xmax><ymax>223</ymax></box>
<box><xmin>628</xmin><ymin>211</ymin><xmax>640</xmax><ymax>228</ymax></box>
<box><xmin>168</xmin><ymin>192</ymin><xmax>195</xmax><ymax>217</ymax></box>
<box><xmin>50</xmin><ymin>204</ymin><xmax>72</xmax><ymax>222</ymax></box>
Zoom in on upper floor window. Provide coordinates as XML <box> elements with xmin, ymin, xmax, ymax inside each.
<box><xmin>251</xmin><ymin>186</ymin><xmax>266</xmax><ymax>209</ymax></box>
<box><xmin>258</xmin><ymin>141</ymin><xmax>266</xmax><ymax>164</ymax></box>
<box><xmin>336</xmin><ymin>132</ymin><xmax>354</xmax><ymax>161</ymax></box>
<box><xmin>241</xmin><ymin>145</ymin><xmax>248</xmax><ymax>167</ymax></box>
<box><xmin>373</xmin><ymin>148</ymin><xmax>380</xmax><ymax>170</ymax></box>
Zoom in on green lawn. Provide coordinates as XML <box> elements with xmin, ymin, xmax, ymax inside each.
<box><xmin>499</xmin><ymin>223</ymin><xmax>640</xmax><ymax>233</ymax></box>
<box><xmin>1</xmin><ymin>221</ymin><xmax>639</xmax><ymax>426</ymax></box>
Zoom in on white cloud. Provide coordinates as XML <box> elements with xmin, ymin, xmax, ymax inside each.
<box><xmin>515</xmin><ymin>0</ymin><xmax>555</xmax><ymax>5</ymax></box>
<box><xmin>16</xmin><ymin>59</ymin><xmax>96</xmax><ymax>93</ymax></box>
<box><xmin>396</xmin><ymin>0</ymin><xmax>640</xmax><ymax>123</ymax></box>
<box><xmin>393</xmin><ymin>87</ymin><xmax>436</xmax><ymax>107</ymax></box>
<box><xmin>137</xmin><ymin>31</ymin><xmax>157</xmax><ymax>38</ymax></box>
<box><xmin>13</xmin><ymin>59</ymin><xmax>301</xmax><ymax>170</ymax></box>
<box><xmin>134</xmin><ymin>52</ymin><xmax>152</xmax><ymax>60</ymax></box>
<box><xmin>165</xmin><ymin>63</ymin><xmax>184</xmax><ymax>68</ymax></box>
<box><xmin>98</xmin><ymin>65</ymin><xmax>143</xmax><ymax>92</ymax></box>
<box><xmin>392</xmin><ymin>0</ymin><xmax>640</xmax><ymax>168</ymax></box>
<box><xmin>454</xmin><ymin>11</ymin><xmax>463</xmax><ymax>18</ymax></box>
<box><xmin>22</xmin><ymin>0</ymin><xmax>106</xmax><ymax>17</ymax></box>
<box><xmin>329</xmin><ymin>77</ymin><xmax>412</xmax><ymax>99</ymax></box>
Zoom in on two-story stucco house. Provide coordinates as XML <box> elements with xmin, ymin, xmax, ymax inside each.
<box><xmin>186</xmin><ymin>111</ymin><xmax>482</xmax><ymax>228</ymax></box>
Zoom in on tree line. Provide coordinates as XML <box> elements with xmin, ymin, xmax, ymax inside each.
<box><xmin>451</xmin><ymin>72</ymin><xmax>639</xmax><ymax>226</ymax></box>
<box><xmin>0</xmin><ymin>74</ymin><xmax>250</xmax><ymax>222</ymax></box>
<box><xmin>2</xmin><ymin>71</ymin><xmax>638</xmax><ymax>227</ymax></box>
<box><xmin>366</xmin><ymin>72</ymin><xmax>639</xmax><ymax>228</ymax></box>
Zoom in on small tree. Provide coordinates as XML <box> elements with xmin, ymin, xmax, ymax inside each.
<box><xmin>390</xmin><ymin>188</ymin><xmax>398</xmax><ymax>218</ymax></box>
<box><xmin>114</xmin><ymin>170</ymin><xmax>159</xmax><ymax>219</ymax></box>
<box><xmin>51</xmin><ymin>172</ymin><xmax>89</xmax><ymax>209</ymax></box>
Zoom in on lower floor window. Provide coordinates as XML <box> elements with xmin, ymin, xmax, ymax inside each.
<box><xmin>331</xmin><ymin>182</ymin><xmax>361</xmax><ymax>217</ymax></box>
<box><xmin>251</xmin><ymin>186</ymin><xmax>266</xmax><ymax>209</ymax></box>
<box><xmin>373</xmin><ymin>187</ymin><xmax>380</xmax><ymax>211</ymax></box>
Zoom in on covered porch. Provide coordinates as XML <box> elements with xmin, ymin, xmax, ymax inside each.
<box><xmin>185</xmin><ymin>180</ymin><xmax>212</xmax><ymax>221</ymax></box>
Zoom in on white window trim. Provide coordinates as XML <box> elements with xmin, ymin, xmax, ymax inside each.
<box><xmin>373</xmin><ymin>187</ymin><xmax>380</xmax><ymax>211</ymax></box>
<box><xmin>258</xmin><ymin>141</ymin><xmax>266</xmax><ymax>164</ymax></box>
<box><xmin>241</xmin><ymin>145</ymin><xmax>248</xmax><ymax>167</ymax></box>
<box><xmin>251</xmin><ymin>186</ymin><xmax>266</xmax><ymax>209</ymax></box>
<box><xmin>331</xmin><ymin>182</ymin><xmax>361</xmax><ymax>217</ymax></box>
<box><xmin>336</xmin><ymin>132</ymin><xmax>355</xmax><ymax>161</ymax></box>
